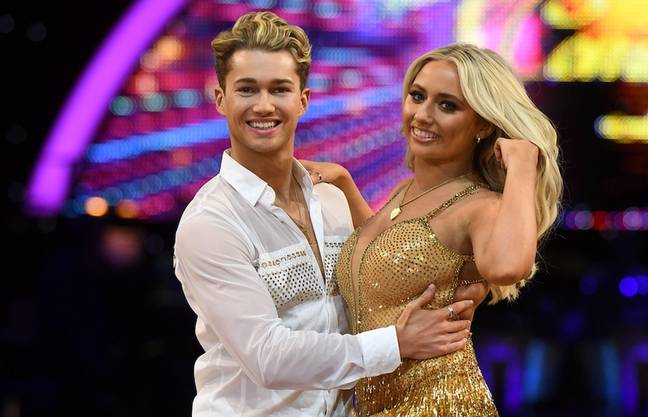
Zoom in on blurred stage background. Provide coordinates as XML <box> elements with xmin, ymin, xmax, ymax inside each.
<box><xmin>2</xmin><ymin>0</ymin><xmax>647</xmax><ymax>416</ymax></box>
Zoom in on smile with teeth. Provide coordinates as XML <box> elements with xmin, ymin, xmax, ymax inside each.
<box><xmin>248</xmin><ymin>120</ymin><xmax>280</xmax><ymax>129</ymax></box>
<box><xmin>412</xmin><ymin>127</ymin><xmax>440</xmax><ymax>141</ymax></box>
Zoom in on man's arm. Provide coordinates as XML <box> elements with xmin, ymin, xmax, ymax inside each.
<box><xmin>175</xmin><ymin>215</ymin><xmax>401</xmax><ymax>390</ymax></box>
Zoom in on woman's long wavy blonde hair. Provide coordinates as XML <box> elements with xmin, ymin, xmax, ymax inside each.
<box><xmin>403</xmin><ymin>43</ymin><xmax>562</xmax><ymax>303</ymax></box>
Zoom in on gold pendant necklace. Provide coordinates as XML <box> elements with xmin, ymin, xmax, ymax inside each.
<box><xmin>389</xmin><ymin>171</ymin><xmax>473</xmax><ymax>220</ymax></box>
<box><xmin>388</xmin><ymin>206</ymin><xmax>403</xmax><ymax>221</ymax></box>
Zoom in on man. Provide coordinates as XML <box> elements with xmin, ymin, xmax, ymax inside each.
<box><xmin>174</xmin><ymin>11</ymin><xmax>483</xmax><ymax>416</ymax></box>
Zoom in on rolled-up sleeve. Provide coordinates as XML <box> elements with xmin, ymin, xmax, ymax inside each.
<box><xmin>174</xmin><ymin>214</ymin><xmax>401</xmax><ymax>390</ymax></box>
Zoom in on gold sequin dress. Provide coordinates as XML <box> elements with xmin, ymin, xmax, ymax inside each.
<box><xmin>337</xmin><ymin>184</ymin><xmax>498</xmax><ymax>417</ymax></box>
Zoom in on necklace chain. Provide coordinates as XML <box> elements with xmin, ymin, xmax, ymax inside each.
<box><xmin>289</xmin><ymin>174</ymin><xmax>325</xmax><ymax>276</ymax></box>
<box><xmin>390</xmin><ymin>171</ymin><xmax>473</xmax><ymax>220</ymax></box>
<box><xmin>289</xmin><ymin>173</ymin><xmax>307</xmax><ymax>230</ymax></box>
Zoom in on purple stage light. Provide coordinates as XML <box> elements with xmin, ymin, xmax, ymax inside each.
<box><xmin>622</xmin><ymin>209</ymin><xmax>643</xmax><ymax>230</ymax></box>
<box><xmin>561</xmin><ymin>208</ymin><xmax>648</xmax><ymax>231</ymax></box>
<box><xmin>562</xmin><ymin>210</ymin><xmax>577</xmax><ymax>230</ymax></box>
<box><xmin>24</xmin><ymin>1</ymin><xmax>550</xmax><ymax>220</ymax></box>
<box><xmin>513</xmin><ymin>14</ymin><xmax>543</xmax><ymax>76</ymax></box>
<box><xmin>477</xmin><ymin>341</ymin><xmax>524</xmax><ymax>412</ymax></box>
<box><xmin>25</xmin><ymin>0</ymin><xmax>188</xmax><ymax>215</ymax></box>
<box><xmin>574</xmin><ymin>210</ymin><xmax>593</xmax><ymax>230</ymax></box>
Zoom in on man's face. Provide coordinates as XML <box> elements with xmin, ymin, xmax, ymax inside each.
<box><xmin>216</xmin><ymin>49</ymin><xmax>310</xmax><ymax>163</ymax></box>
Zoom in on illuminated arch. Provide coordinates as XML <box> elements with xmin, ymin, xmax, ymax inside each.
<box><xmin>26</xmin><ymin>0</ymin><xmax>542</xmax><ymax>220</ymax></box>
<box><xmin>26</xmin><ymin>0</ymin><xmax>188</xmax><ymax>215</ymax></box>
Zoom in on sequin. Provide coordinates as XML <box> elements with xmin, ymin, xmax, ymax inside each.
<box><xmin>337</xmin><ymin>184</ymin><xmax>498</xmax><ymax>417</ymax></box>
<box><xmin>258</xmin><ymin>239</ymin><xmax>345</xmax><ymax>312</ymax></box>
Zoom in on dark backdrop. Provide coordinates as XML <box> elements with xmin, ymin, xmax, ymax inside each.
<box><xmin>2</xmin><ymin>2</ymin><xmax>647</xmax><ymax>416</ymax></box>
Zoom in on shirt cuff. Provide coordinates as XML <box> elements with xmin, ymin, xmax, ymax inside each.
<box><xmin>357</xmin><ymin>325</ymin><xmax>402</xmax><ymax>377</ymax></box>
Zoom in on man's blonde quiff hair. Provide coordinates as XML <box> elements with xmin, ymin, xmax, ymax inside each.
<box><xmin>402</xmin><ymin>43</ymin><xmax>562</xmax><ymax>304</ymax></box>
<box><xmin>210</xmin><ymin>11</ymin><xmax>312</xmax><ymax>91</ymax></box>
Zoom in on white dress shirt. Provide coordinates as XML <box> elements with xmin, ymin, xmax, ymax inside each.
<box><xmin>174</xmin><ymin>151</ymin><xmax>401</xmax><ymax>417</ymax></box>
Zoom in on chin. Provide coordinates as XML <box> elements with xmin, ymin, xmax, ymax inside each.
<box><xmin>254</xmin><ymin>138</ymin><xmax>293</xmax><ymax>154</ymax></box>
<box><xmin>408</xmin><ymin>140</ymin><xmax>438</xmax><ymax>158</ymax></box>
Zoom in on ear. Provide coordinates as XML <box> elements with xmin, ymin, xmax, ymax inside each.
<box><xmin>477</xmin><ymin>121</ymin><xmax>495</xmax><ymax>139</ymax></box>
<box><xmin>215</xmin><ymin>86</ymin><xmax>226</xmax><ymax>116</ymax></box>
<box><xmin>299</xmin><ymin>87</ymin><xmax>311</xmax><ymax>116</ymax></box>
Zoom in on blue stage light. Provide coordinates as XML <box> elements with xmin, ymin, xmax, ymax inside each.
<box><xmin>174</xmin><ymin>89</ymin><xmax>202</xmax><ymax>108</ymax></box>
<box><xmin>636</xmin><ymin>275</ymin><xmax>648</xmax><ymax>295</ymax></box>
<box><xmin>523</xmin><ymin>340</ymin><xmax>546</xmax><ymax>402</ymax></box>
<box><xmin>142</xmin><ymin>93</ymin><xmax>168</xmax><ymax>112</ymax></box>
<box><xmin>283</xmin><ymin>0</ymin><xmax>307</xmax><ymax>12</ymax></box>
<box><xmin>619</xmin><ymin>276</ymin><xmax>638</xmax><ymax>297</ymax></box>
<box><xmin>103</xmin><ymin>186</ymin><xmax>124</xmax><ymax>205</ymax></box>
<box><xmin>110</xmin><ymin>96</ymin><xmax>136</xmax><ymax>116</ymax></box>
<box><xmin>599</xmin><ymin>342</ymin><xmax>621</xmax><ymax>412</ymax></box>
<box><xmin>249</xmin><ymin>0</ymin><xmax>276</xmax><ymax>8</ymax></box>
<box><xmin>314</xmin><ymin>1</ymin><xmax>340</xmax><ymax>18</ymax></box>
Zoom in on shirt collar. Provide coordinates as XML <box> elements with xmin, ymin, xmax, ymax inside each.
<box><xmin>219</xmin><ymin>150</ymin><xmax>315</xmax><ymax>207</ymax></box>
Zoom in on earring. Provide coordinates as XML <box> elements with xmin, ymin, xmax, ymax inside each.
<box><xmin>476</xmin><ymin>135</ymin><xmax>481</xmax><ymax>144</ymax></box>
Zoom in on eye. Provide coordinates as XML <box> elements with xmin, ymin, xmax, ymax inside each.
<box><xmin>439</xmin><ymin>100</ymin><xmax>458</xmax><ymax>112</ymax></box>
<box><xmin>408</xmin><ymin>90</ymin><xmax>425</xmax><ymax>103</ymax></box>
<box><xmin>237</xmin><ymin>86</ymin><xmax>255</xmax><ymax>95</ymax></box>
<box><xmin>273</xmin><ymin>87</ymin><xmax>291</xmax><ymax>94</ymax></box>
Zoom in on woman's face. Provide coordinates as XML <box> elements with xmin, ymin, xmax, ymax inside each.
<box><xmin>403</xmin><ymin>59</ymin><xmax>486</xmax><ymax>168</ymax></box>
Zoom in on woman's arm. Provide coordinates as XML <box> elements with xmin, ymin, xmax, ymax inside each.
<box><xmin>469</xmin><ymin>138</ymin><xmax>539</xmax><ymax>286</ymax></box>
<box><xmin>299</xmin><ymin>160</ymin><xmax>373</xmax><ymax>228</ymax></box>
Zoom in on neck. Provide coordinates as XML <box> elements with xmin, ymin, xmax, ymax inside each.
<box><xmin>229</xmin><ymin>147</ymin><xmax>295</xmax><ymax>202</ymax></box>
<box><xmin>411</xmin><ymin>158</ymin><xmax>475</xmax><ymax>192</ymax></box>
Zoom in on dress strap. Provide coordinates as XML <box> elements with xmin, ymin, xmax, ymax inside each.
<box><xmin>424</xmin><ymin>184</ymin><xmax>485</xmax><ymax>263</ymax></box>
<box><xmin>457</xmin><ymin>276</ymin><xmax>486</xmax><ymax>287</ymax></box>
<box><xmin>424</xmin><ymin>183</ymin><xmax>485</xmax><ymax>221</ymax></box>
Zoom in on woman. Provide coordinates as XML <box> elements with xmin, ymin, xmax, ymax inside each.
<box><xmin>302</xmin><ymin>43</ymin><xmax>562</xmax><ymax>416</ymax></box>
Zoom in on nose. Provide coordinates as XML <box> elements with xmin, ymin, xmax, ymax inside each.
<box><xmin>413</xmin><ymin>104</ymin><xmax>434</xmax><ymax>125</ymax></box>
<box><xmin>253</xmin><ymin>90</ymin><xmax>275</xmax><ymax>114</ymax></box>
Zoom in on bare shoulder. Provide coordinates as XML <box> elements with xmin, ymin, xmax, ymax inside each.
<box><xmin>462</xmin><ymin>188</ymin><xmax>501</xmax><ymax>228</ymax></box>
<box><xmin>439</xmin><ymin>188</ymin><xmax>502</xmax><ymax>225</ymax></box>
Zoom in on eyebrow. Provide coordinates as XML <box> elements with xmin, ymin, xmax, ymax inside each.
<box><xmin>411</xmin><ymin>83</ymin><xmax>464</xmax><ymax>102</ymax></box>
<box><xmin>234</xmin><ymin>78</ymin><xmax>295</xmax><ymax>85</ymax></box>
